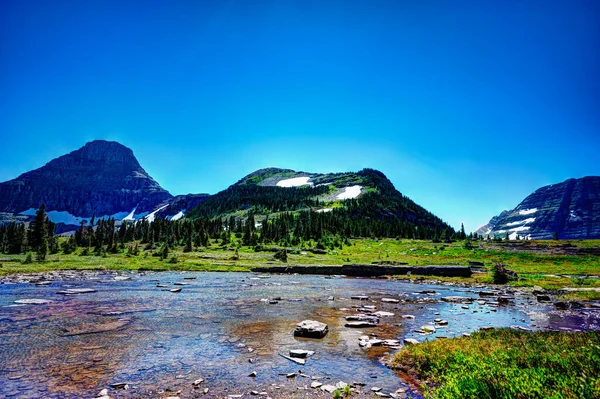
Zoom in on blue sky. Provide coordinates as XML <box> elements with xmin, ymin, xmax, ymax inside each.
<box><xmin>1</xmin><ymin>0</ymin><xmax>599</xmax><ymax>232</ymax></box>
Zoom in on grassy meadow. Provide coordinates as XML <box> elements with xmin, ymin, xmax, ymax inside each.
<box><xmin>1</xmin><ymin>238</ymin><xmax>599</xmax><ymax>298</ymax></box>
<box><xmin>391</xmin><ymin>328</ymin><xmax>600</xmax><ymax>399</ymax></box>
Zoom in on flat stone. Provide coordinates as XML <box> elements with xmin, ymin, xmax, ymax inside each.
<box><xmin>64</xmin><ymin>319</ymin><xmax>130</xmax><ymax>336</ymax></box>
<box><xmin>421</xmin><ymin>325</ymin><xmax>436</xmax><ymax>333</ymax></box>
<box><xmin>441</xmin><ymin>296</ymin><xmax>473</xmax><ymax>303</ymax></box>
<box><xmin>280</xmin><ymin>354</ymin><xmax>306</xmax><ymax>365</ymax></box>
<box><xmin>351</xmin><ymin>295</ymin><xmax>369</xmax><ymax>300</ymax></box>
<box><xmin>14</xmin><ymin>299</ymin><xmax>52</xmax><ymax>305</ymax></box>
<box><xmin>56</xmin><ymin>288</ymin><xmax>97</xmax><ymax>295</ymax></box>
<box><xmin>403</xmin><ymin>338</ymin><xmax>419</xmax><ymax>345</ymax></box>
<box><xmin>289</xmin><ymin>349</ymin><xmax>314</xmax><ymax>358</ymax></box>
<box><xmin>373</xmin><ymin>311</ymin><xmax>394</xmax><ymax>317</ymax></box>
<box><xmin>345</xmin><ymin>314</ymin><xmax>379</xmax><ymax>322</ymax></box>
<box><xmin>345</xmin><ymin>321</ymin><xmax>377</xmax><ymax>328</ymax></box>
<box><xmin>311</xmin><ymin>381</ymin><xmax>323</xmax><ymax>389</ymax></box>
<box><xmin>109</xmin><ymin>382</ymin><xmax>128</xmax><ymax>389</ymax></box>
<box><xmin>381</xmin><ymin>298</ymin><xmax>400</xmax><ymax>303</ymax></box>
<box><xmin>321</xmin><ymin>385</ymin><xmax>337</xmax><ymax>393</ymax></box>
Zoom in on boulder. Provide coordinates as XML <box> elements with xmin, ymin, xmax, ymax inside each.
<box><xmin>294</xmin><ymin>320</ymin><xmax>328</xmax><ymax>338</ymax></box>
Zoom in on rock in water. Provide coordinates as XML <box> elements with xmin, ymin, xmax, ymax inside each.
<box><xmin>345</xmin><ymin>321</ymin><xmax>377</xmax><ymax>328</ymax></box>
<box><xmin>14</xmin><ymin>299</ymin><xmax>53</xmax><ymax>305</ymax></box>
<box><xmin>56</xmin><ymin>288</ymin><xmax>97</xmax><ymax>295</ymax></box>
<box><xmin>294</xmin><ymin>320</ymin><xmax>328</xmax><ymax>338</ymax></box>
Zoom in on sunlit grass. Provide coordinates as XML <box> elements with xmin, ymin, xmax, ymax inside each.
<box><xmin>392</xmin><ymin>328</ymin><xmax>600</xmax><ymax>399</ymax></box>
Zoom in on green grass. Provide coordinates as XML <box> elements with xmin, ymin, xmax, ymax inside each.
<box><xmin>392</xmin><ymin>329</ymin><xmax>600</xmax><ymax>399</ymax></box>
<box><xmin>1</xmin><ymin>238</ymin><xmax>599</xmax><ymax>298</ymax></box>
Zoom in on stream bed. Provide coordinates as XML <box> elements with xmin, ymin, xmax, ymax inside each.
<box><xmin>1</xmin><ymin>271</ymin><xmax>599</xmax><ymax>398</ymax></box>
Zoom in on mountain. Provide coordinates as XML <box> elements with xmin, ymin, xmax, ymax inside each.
<box><xmin>186</xmin><ymin>167</ymin><xmax>454</xmax><ymax>238</ymax></box>
<box><xmin>0</xmin><ymin>140</ymin><xmax>173</xmax><ymax>227</ymax></box>
<box><xmin>476</xmin><ymin>176</ymin><xmax>600</xmax><ymax>240</ymax></box>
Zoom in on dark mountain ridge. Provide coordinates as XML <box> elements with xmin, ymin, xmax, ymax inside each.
<box><xmin>476</xmin><ymin>176</ymin><xmax>600</xmax><ymax>240</ymax></box>
<box><xmin>0</xmin><ymin>140</ymin><xmax>172</xmax><ymax>217</ymax></box>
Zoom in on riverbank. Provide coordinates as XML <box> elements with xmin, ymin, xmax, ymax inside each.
<box><xmin>390</xmin><ymin>328</ymin><xmax>600</xmax><ymax>399</ymax></box>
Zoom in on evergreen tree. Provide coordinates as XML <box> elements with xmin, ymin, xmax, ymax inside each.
<box><xmin>28</xmin><ymin>203</ymin><xmax>48</xmax><ymax>251</ymax></box>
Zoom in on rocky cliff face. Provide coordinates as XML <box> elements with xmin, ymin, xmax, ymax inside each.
<box><xmin>0</xmin><ymin>140</ymin><xmax>172</xmax><ymax>218</ymax></box>
<box><xmin>476</xmin><ymin>177</ymin><xmax>600</xmax><ymax>240</ymax></box>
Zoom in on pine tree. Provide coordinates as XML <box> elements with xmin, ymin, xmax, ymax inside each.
<box><xmin>29</xmin><ymin>203</ymin><xmax>48</xmax><ymax>251</ymax></box>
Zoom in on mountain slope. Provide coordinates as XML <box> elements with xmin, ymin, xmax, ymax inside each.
<box><xmin>0</xmin><ymin>140</ymin><xmax>173</xmax><ymax>222</ymax></box>
<box><xmin>476</xmin><ymin>176</ymin><xmax>600</xmax><ymax>240</ymax></box>
<box><xmin>187</xmin><ymin>168</ymin><xmax>454</xmax><ymax>238</ymax></box>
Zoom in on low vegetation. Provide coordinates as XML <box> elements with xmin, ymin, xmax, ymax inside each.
<box><xmin>392</xmin><ymin>329</ymin><xmax>600</xmax><ymax>399</ymax></box>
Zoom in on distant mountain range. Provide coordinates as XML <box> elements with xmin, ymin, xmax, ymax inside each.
<box><xmin>0</xmin><ymin>141</ymin><xmax>452</xmax><ymax>236</ymax></box>
<box><xmin>476</xmin><ymin>176</ymin><xmax>600</xmax><ymax>240</ymax></box>
<box><xmin>1</xmin><ymin>140</ymin><xmax>598</xmax><ymax>240</ymax></box>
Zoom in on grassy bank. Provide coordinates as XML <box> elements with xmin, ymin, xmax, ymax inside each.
<box><xmin>1</xmin><ymin>239</ymin><xmax>599</xmax><ymax>297</ymax></box>
<box><xmin>392</xmin><ymin>329</ymin><xmax>600</xmax><ymax>399</ymax></box>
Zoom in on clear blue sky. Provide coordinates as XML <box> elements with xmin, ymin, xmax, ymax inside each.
<box><xmin>1</xmin><ymin>0</ymin><xmax>599</xmax><ymax>232</ymax></box>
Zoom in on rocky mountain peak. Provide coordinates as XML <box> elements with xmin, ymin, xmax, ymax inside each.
<box><xmin>0</xmin><ymin>140</ymin><xmax>172</xmax><ymax>218</ymax></box>
<box><xmin>476</xmin><ymin>176</ymin><xmax>600</xmax><ymax>240</ymax></box>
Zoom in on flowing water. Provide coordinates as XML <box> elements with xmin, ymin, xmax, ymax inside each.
<box><xmin>1</xmin><ymin>271</ymin><xmax>598</xmax><ymax>398</ymax></box>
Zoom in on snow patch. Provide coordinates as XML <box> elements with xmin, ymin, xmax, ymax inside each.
<box><xmin>144</xmin><ymin>205</ymin><xmax>169</xmax><ymax>223</ymax></box>
<box><xmin>276</xmin><ymin>177</ymin><xmax>312</xmax><ymax>187</ymax></box>
<box><xmin>337</xmin><ymin>185</ymin><xmax>362</xmax><ymax>200</ymax></box>
<box><xmin>123</xmin><ymin>208</ymin><xmax>137</xmax><ymax>221</ymax></box>
<box><xmin>316</xmin><ymin>208</ymin><xmax>333</xmax><ymax>213</ymax></box>
<box><xmin>169</xmin><ymin>210</ymin><xmax>185</xmax><ymax>221</ymax></box>
<box><xmin>509</xmin><ymin>225</ymin><xmax>531</xmax><ymax>233</ymax></box>
<box><xmin>20</xmin><ymin>208</ymin><xmax>130</xmax><ymax>225</ymax></box>
<box><xmin>519</xmin><ymin>208</ymin><xmax>538</xmax><ymax>215</ymax></box>
<box><xmin>505</xmin><ymin>218</ymin><xmax>536</xmax><ymax>227</ymax></box>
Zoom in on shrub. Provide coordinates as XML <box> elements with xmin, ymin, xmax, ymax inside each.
<box><xmin>274</xmin><ymin>248</ymin><xmax>288</xmax><ymax>263</ymax></box>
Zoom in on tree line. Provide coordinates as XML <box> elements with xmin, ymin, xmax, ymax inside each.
<box><xmin>1</xmin><ymin>201</ymin><xmax>456</xmax><ymax>257</ymax></box>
